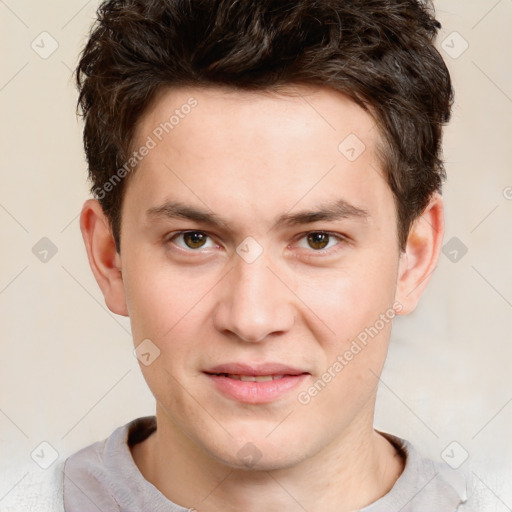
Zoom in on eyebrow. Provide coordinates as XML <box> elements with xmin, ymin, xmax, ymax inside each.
<box><xmin>146</xmin><ymin>199</ymin><xmax>369</xmax><ymax>229</ymax></box>
<box><xmin>277</xmin><ymin>199</ymin><xmax>369</xmax><ymax>226</ymax></box>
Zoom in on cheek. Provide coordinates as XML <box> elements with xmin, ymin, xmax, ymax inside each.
<box><xmin>296</xmin><ymin>252</ymin><xmax>399</xmax><ymax>340</ymax></box>
<box><xmin>123</xmin><ymin>257</ymin><xmax>209</xmax><ymax>342</ymax></box>
<box><xmin>293</xmin><ymin>249</ymin><xmax>399</xmax><ymax>409</ymax></box>
<box><xmin>123</xmin><ymin>260</ymin><xmax>220</xmax><ymax>397</ymax></box>
<box><xmin>298</xmin><ymin>310</ymin><xmax>394</xmax><ymax>427</ymax></box>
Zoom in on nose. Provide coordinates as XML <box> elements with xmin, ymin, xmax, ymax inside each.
<box><xmin>213</xmin><ymin>252</ymin><xmax>295</xmax><ymax>343</ymax></box>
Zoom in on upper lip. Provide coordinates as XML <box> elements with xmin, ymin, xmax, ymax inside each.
<box><xmin>205</xmin><ymin>363</ymin><xmax>309</xmax><ymax>376</ymax></box>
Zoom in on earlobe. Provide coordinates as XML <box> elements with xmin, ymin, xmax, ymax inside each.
<box><xmin>395</xmin><ymin>194</ymin><xmax>444</xmax><ymax>315</ymax></box>
<box><xmin>80</xmin><ymin>199</ymin><xmax>128</xmax><ymax>317</ymax></box>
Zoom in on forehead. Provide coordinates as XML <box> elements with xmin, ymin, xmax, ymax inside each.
<box><xmin>134</xmin><ymin>84</ymin><xmax>379</xmax><ymax>155</ymax></box>
<box><xmin>125</xmin><ymin>85</ymin><xmax>392</xmax><ymax>227</ymax></box>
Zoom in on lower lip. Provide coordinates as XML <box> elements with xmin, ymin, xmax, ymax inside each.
<box><xmin>205</xmin><ymin>373</ymin><xmax>309</xmax><ymax>404</ymax></box>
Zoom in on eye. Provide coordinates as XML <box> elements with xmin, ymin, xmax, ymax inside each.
<box><xmin>168</xmin><ymin>231</ymin><xmax>216</xmax><ymax>250</ymax></box>
<box><xmin>295</xmin><ymin>231</ymin><xmax>344</xmax><ymax>251</ymax></box>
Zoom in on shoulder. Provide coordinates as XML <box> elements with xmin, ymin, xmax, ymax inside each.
<box><xmin>362</xmin><ymin>432</ymin><xmax>472</xmax><ymax>512</ymax></box>
<box><xmin>63</xmin><ymin>416</ymin><xmax>157</xmax><ymax>512</ymax></box>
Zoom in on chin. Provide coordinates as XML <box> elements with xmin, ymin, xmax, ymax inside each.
<box><xmin>207</xmin><ymin>434</ymin><xmax>313</xmax><ymax>472</ymax></box>
<box><xmin>221</xmin><ymin>452</ymin><xmax>302</xmax><ymax>472</ymax></box>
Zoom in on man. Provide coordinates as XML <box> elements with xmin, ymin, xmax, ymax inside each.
<box><xmin>64</xmin><ymin>0</ymin><xmax>470</xmax><ymax>510</ymax></box>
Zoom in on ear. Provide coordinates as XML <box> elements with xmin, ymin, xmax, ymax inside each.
<box><xmin>395</xmin><ymin>193</ymin><xmax>444</xmax><ymax>315</ymax></box>
<box><xmin>80</xmin><ymin>199</ymin><xmax>128</xmax><ymax>316</ymax></box>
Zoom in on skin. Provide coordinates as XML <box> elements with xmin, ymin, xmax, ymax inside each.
<box><xmin>80</xmin><ymin>85</ymin><xmax>444</xmax><ymax>512</ymax></box>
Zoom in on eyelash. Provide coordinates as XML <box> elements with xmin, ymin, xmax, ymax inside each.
<box><xmin>164</xmin><ymin>230</ymin><xmax>348</xmax><ymax>256</ymax></box>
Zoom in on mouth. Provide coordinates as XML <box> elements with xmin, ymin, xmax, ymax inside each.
<box><xmin>203</xmin><ymin>363</ymin><xmax>310</xmax><ymax>404</ymax></box>
<box><xmin>206</xmin><ymin>373</ymin><xmax>288</xmax><ymax>382</ymax></box>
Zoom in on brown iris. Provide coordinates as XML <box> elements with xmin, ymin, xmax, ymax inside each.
<box><xmin>183</xmin><ymin>231</ymin><xmax>207</xmax><ymax>249</ymax></box>
<box><xmin>307</xmin><ymin>232</ymin><xmax>330</xmax><ymax>250</ymax></box>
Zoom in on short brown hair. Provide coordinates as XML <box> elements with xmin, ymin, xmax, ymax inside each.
<box><xmin>76</xmin><ymin>0</ymin><xmax>453</xmax><ymax>251</ymax></box>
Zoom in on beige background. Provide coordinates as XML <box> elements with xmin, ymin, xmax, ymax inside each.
<box><xmin>1</xmin><ymin>1</ymin><xmax>511</xmax><ymax>509</ymax></box>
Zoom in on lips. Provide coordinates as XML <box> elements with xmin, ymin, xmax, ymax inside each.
<box><xmin>204</xmin><ymin>363</ymin><xmax>310</xmax><ymax>403</ymax></box>
<box><xmin>205</xmin><ymin>362</ymin><xmax>308</xmax><ymax>377</ymax></box>
<box><xmin>222</xmin><ymin>374</ymin><xmax>284</xmax><ymax>382</ymax></box>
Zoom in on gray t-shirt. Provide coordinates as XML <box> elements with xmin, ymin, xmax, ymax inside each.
<box><xmin>63</xmin><ymin>416</ymin><xmax>470</xmax><ymax>511</ymax></box>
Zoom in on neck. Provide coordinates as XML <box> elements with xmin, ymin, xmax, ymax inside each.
<box><xmin>131</xmin><ymin>405</ymin><xmax>404</xmax><ymax>512</ymax></box>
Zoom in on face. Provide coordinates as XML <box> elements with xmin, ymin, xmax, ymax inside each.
<box><xmin>117</xmin><ymin>85</ymin><xmax>405</xmax><ymax>469</ymax></box>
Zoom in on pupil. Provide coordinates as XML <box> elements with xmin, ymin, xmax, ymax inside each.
<box><xmin>307</xmin><ymin>232</ymin><xmax>329</xmax><ymax>250</ymax></box>
<box><xmin>184</xmin><ymin>232</ymin><xmax>206</xmax><ymax>248</ymax></box>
